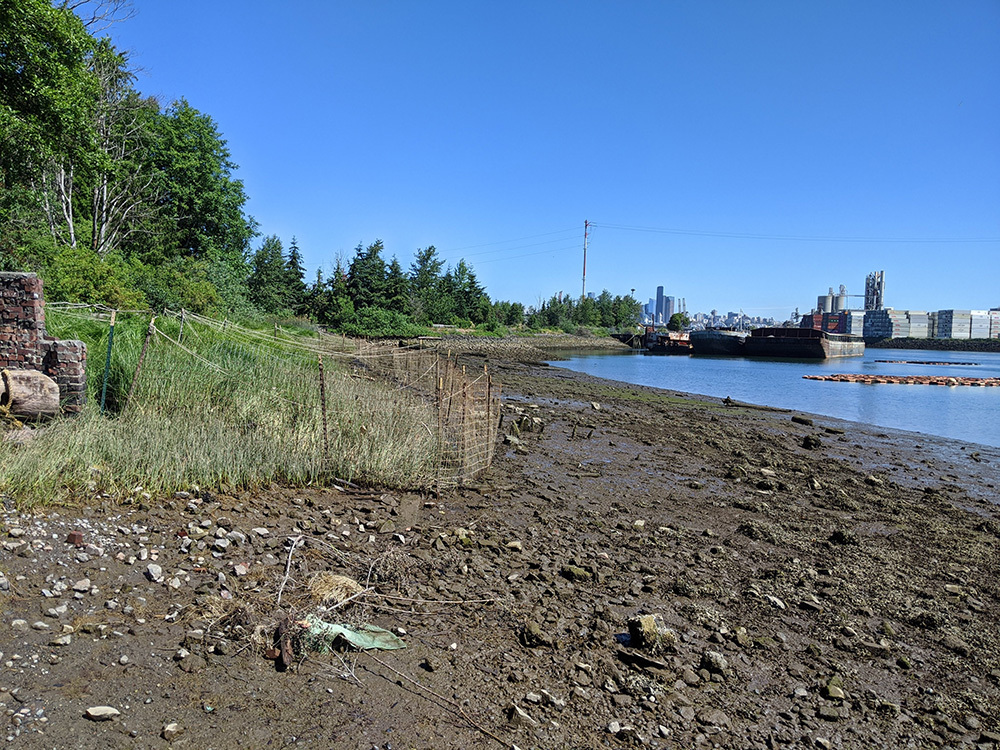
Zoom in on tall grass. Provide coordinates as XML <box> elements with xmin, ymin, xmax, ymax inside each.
<box><xmin>0</xmin><ymin>310</ymin><xmax>438</xmax><ymax>507</ymax></box>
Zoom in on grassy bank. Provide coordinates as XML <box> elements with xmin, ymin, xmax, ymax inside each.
<box><xmin>1</xmin><ymin>309</ymin><xmax>438</xmax><ymax>507</ymax></box>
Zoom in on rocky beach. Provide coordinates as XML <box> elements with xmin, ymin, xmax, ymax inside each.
<box><xmin>1</xmin><ymin>348</ymin><xmax>999</xmax><ymax>749</ymax></box>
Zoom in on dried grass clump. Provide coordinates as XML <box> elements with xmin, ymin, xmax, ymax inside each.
<box><xmin>309</xmin><ymin>572</ymin><xmax>364</xmax><ymax>604</ymax></box>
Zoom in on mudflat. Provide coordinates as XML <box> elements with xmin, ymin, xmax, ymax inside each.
<box><xmin>1</xmin><ymin>353</ymin><xmax>998</xmax><ymax>749</ymax></box>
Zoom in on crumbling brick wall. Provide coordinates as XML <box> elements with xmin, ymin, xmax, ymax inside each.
<box><xmin>0</xmin><ymin>272</ymin><xmax>87</xmax><ymax>414</ymax></box>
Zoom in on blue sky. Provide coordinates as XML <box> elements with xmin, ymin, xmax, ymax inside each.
<box><xmin>107</xmin><ymin>2</ymin><xmax>1000</xmax><ymax>318</ymax></box>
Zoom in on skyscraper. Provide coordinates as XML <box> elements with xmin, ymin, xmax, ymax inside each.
<box><xmin>656</xmin><ymin>286</ymin><xmax>665</xmax><ymax>325</ymax></box>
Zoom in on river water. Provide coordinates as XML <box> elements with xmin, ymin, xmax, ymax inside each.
<box><xmin>548</xmin><ymin>348</ymin><xmax>1000</xmax><ymax>448</ymax></box>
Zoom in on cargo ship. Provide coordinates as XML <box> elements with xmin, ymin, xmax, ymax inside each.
<box><xmin>689</xmin><ymin>328</ymin><xmax>747</xmax><ymax>356</ymax></box>
<box><xmin>743</xmin><ymin>327</ymin><xmax>865</xmax><ymax>359</ymax></box>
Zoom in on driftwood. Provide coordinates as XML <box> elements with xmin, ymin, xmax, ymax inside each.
<box><xmin>1</xmin><ymin>369</ymin><xmax>60</xmax><ymax>419</ymax></box>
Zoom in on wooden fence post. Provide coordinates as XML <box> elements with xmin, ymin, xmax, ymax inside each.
<box><xmin>100</xmin><ymin>310</ymin><xmax>117</xmax><ymax>415</ymax></box>
<box><xmin>125</xmin><ymin>316</ymin><xmax>156</xmax><ymax>411</ymax></box>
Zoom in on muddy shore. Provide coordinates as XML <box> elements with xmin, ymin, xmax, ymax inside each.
<box><xmin>1</xmin><ymin>351</ymin><xmax>999</xmax><ymax>749</ymax></box>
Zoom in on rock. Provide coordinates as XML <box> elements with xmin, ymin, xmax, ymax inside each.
<box><xmin>11</xmin><ymin>619</ymin><xmax>28</xmax><ymax>631</ymax></box>
<box><xmin>178</xmin><ymin>654</ymin><xmax>207</xmax><ymax>673</ymax></box>
<box><xmin>519</xmin><ymin>620</ymin><xmax>555</xmax><ymax>648</ymax></box>
<box><xmin>700</xmin><ymin>650</ymin><xmax>729</xmax><ymax>675</ymax></box>
<box><xmin>697</xmin><ymin>708</ymin><xmax>731</xmax><ymax>728</ymax></box>
<box><xmin>802</xmin><ymin>435</ymin><xmax>822</xmax><ymax>449</ymax></box>
<box><xmin>617</xmin><ymin>726</ymin><xmax>644</xmax><ymax>742</ymax></box>
<box><xmin>146</xmin><ymin>563</ymin><xmax>163</xmax><ymax>582</ymax></box>
<box><xmin>540</xmin><ymin>689</ymin><xmax>565</xmax><ymax>708</ymax></box>
<box><xmin>72</xmin><ymin>578</ymin><xmax>91</xmax><ymax>592</ymax></box>
<box><xmin>507</xmin><ymin>704</ymin><xmax>538</xmax><ymax>728</ymax></box>
<box><xmin>559</xmin><ymin>564</ymin><xmax>591</xmax><ymax>582</ymax></box>
<box><xmin>162</xmin><ymin>722</ymin><xmax>184</xmax><ymax>741</ymax></box>
<box><xmin>940</xmin><ymin>633</ymin><xmax>971</xmax><ymax>656</ymax></box>
<box><xmin>84</xmin><ymin>706</ymin><xmax>120</xmax><ymax>721</ymax></box>
<box><xmin>626</xmin><ymin>613</ymin><xmax>678</xmax><ymax>653</ymax></box>
<box><xmin>829</xmin><ymin>529</ymin><xmax>859</xmax><ymax>545</ymax></box>
<box><xmin>681</xmin><ymin>668</ymin><xmax>700</xmax><ymax>686</ymax></box>
<box><xmin>817</xmin><ymin>705</ymin><xmax>841</xmax><ymax>721</ymax></box>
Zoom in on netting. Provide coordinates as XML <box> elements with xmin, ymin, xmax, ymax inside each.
<box><xmin>44</xmin><ymin>305</ymin><xmax>502</xmax><ymax>490</ymax></box>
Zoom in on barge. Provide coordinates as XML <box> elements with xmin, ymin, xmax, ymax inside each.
<box><xmin>743</xmin><ymin>327</ymin><xmax>865</xmax><ymax>359</ymax></box>
<box><xmin>689</xmin><ymin>328</ymin><xmax>747</xmax><ymax>356</ymax></box>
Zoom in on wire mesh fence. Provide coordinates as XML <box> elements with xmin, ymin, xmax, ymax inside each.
<box><xmin>43</xmin><ymin>305</ymin><xmax>502</xmax><ymax>491</ymax></box>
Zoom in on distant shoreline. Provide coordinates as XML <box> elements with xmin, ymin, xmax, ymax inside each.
<box><xmin>866</xmin><ymin>337</ymin><xmax>1000</xmax><ymax>353</ymax></box>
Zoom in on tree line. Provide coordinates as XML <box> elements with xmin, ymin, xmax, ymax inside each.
<box><xmin>1</xmin><ymin>1</ymin><xmax>640</xmax><ymax>334</ymax></box>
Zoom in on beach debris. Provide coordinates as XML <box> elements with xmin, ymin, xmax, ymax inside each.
<box><xmin>299</xmin><ymin>615</ymin><xmax>406</xmax><ymax>652</ymax></box>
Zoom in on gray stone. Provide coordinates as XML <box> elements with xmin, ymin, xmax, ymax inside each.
<box><xmin>162</xmin><ymin>722</ymin><xmax>184</xmax><ymax>741</ymax></box>
<box><xmin>941</xmin><ymin>633</ymin><xmax>971</xmax><ymax>656</ymax></box>
<box><xmin>507</xmin><ymin>704</ymin><xmax>538</xmax><ymax>728</ymax></box>
<box><xmin>85</xmin><ymin>706</ymin><xmax>120</xmax><ymax>721</ymax></box>
<box><xmin>697</xmin><ymin>708</ymin><xmax>731</xmax><ymax>728</ymax></box>
<box><xmin>700</xmin><ymin>650</ymin><xmax>729</xmax><ymax>674</ymax></box>
<box><xmin>146</xmin><ymin>563</ymin><xmax>163</xmax><ymax>582</ymax></box>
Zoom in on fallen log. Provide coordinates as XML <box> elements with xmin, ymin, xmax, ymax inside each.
<box><xmin>1</xmin><ymin>369</ymin><xmax>61</xmax><ymax>419</ymax></box>
<box><xmin>803</xmin><ymin>373</ymin><xmax>1000</xmax><ymax>386</ymax></box>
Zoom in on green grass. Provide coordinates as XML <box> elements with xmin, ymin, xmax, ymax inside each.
<box><xmin>0</xmin><ymin>310</ymin><xmax>438</xmax><ymax>507</ymax></box>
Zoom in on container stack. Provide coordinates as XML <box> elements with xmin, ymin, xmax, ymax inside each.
<box><xmin>970</xmin><ymin>310</ymin><xmax>990</xmax><ymax>339</ymax></box>
<box><xmin>990</xmin><ymin>310</ymin><xmax>1000</xmax><ymax>339</ymax></box>
<box><xmin>936</xmin><ymin>310</ymin><xmax>972</xmax><ymax>339</ymax></box>
<box><xmin>800</xmin><ymin>314</ymin><xmax>823</xmax><ymax>330</ymax></box>
<box><xmin>906</xmin><ymin>311</ymin><xmax>929</xmax><ymax>339</ymax></box>
<box><xmin>843</xmin><ymin>311</ymin><xmax>865</xmax><ymax>335</ymax></box>
<box><xmin>928</xmin><ymin>312</ymin><xmax>938</xmax><ymax>339</ymax></box>
<box><xmin>822</xmin><ymin>312</ymin><xmax>846</xmax><ymax>333</ymax></box>
<box><xmin>864</xmin><ymin>309</ymin><xmax>910</xmax><ymax>339</ymax></box>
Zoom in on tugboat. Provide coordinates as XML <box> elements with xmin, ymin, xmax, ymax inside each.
<box><xmin>642</xmin><ymin>328</ymin><xmax>692</xmax><ymax>355</ymax></box>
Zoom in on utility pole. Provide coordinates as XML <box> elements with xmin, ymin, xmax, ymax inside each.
<box><xmin>582</xmin><ymin>219</ymin><xmax>590</xmax><ymax>299</ymax></box>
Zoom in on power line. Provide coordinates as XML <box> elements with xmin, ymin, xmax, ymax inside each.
<box><xmin>440</xmin><ymin>226</ymin><xmax>579</xmax><ymax>254</ymax></box>
<box><xmin>472</xmin><ymin>242</ymin><xmax>582</xmax><ymax>265</ymax></box>
<box><xmin>595</xmin><ymin>222</ymin><xmax>1000</xmax><ymax>244</ymax></box>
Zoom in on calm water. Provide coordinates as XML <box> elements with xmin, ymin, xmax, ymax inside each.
<box><xmin>549</xmin><ymin>348</ymin><xmax>1000</xmax><ymax>448</ymax></box>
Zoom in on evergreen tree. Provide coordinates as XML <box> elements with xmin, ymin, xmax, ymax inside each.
<box><xmin>407</xmin><ymin>245</ymin><xmax>444</xmax><ymax>324</ymax></box>
<box><xmin>347</xmin><ymin>239</ymin><xmax>386</xmax><ymax>310</ymax></box>
<box><xmin>384</xmin><ymin>256</ymin><xmax>409</xmax><ymax>314</ymax></box>
<box><xmin>284</xmin><ymin>236</ymin><xmax>307</xmax><ymax>313</ymax></box>
<box><xmin>247</xmin><ymin>235</ymin><xmax>287</xmax><ymax>313</ymax></box>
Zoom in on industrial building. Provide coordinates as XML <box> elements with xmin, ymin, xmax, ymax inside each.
<box><xmin>800</xmin><ymin>271</ymin><xmax>999</xmax><ymax>340</ymax></box>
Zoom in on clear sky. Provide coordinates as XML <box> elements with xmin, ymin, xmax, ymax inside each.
<box><xmin>106</xmin><ymin>1</ymin><xmax>1000</xmax><ymax>318</ymax></box>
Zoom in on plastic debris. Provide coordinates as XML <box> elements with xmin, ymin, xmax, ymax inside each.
<box><xmin>300</xmin><ymin>615</ymin><xmax>406</xmax><ymax>652</ymax></box>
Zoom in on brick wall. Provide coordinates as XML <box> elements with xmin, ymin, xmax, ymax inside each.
<box><xmin>0</xmin><ymin>272</ymin><xmax>87</xmax><ymax>414</ymax></box>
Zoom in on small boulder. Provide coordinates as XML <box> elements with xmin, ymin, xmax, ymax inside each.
<box><xmin>84</xmin><ymin>706</ymin><xmax>120</xmax><ymax>721</ymax></box>
<box><xmin>627</xmin><ymin>614</ymin><xmax>678</xmax><ymax>654</ymax></box>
